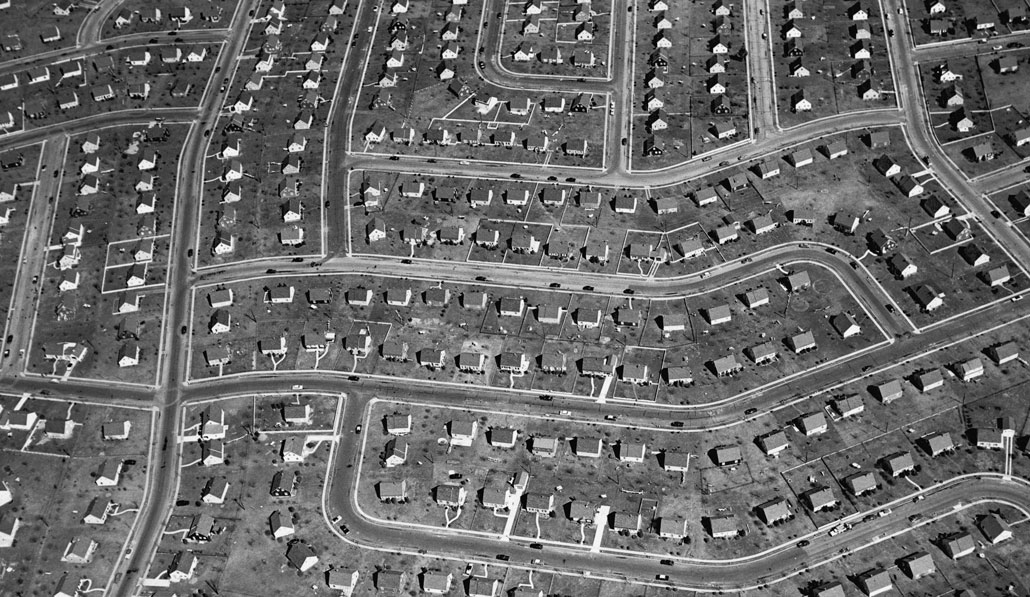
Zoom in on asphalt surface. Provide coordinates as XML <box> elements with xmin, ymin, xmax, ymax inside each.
<box><xmin>1</xmin><ymin>134</ymin><xmax>68</xmax><ymax>372</ymax></box>
<box><xmin>107</xmin><ymin>0</ymin><xmax>263</xmax><ymax>592</ymax></box>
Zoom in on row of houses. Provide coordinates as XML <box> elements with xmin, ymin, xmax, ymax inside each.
<box><xmin>810</xmin><ymin>510</ymin><xmax>1009</xmax><ymax>597</ymax></box>
<box><xmin>211</xmin><ymin>18</ymin><xmax>335</xmax><ymax>256</ymax></box>
<box><xmin>0</xmin><ymin>403</ymin><xmax>134</xmax><ymax>549</ymax></box>
<box><xmin>0</xmin><ymin>46</ymin><xmax>212</xmax><ymax>122</ymax></box>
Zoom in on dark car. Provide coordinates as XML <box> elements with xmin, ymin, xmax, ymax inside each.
<box><xmin>744</xmin><ymin>408</ymin><xmax>758</xmax><ymax>415</ymax></box>
<box><xmin>583</xmin><ymin>285</ymin><xmax>594</xmax><ymax>291</ymax></box>
<box><xmin>623</xmin><ymin>289</ymin><xmax>635</xmax><ymax>295</ymax></box>
<box><xmin>539</xmin><ymin>395</ymin><xmax>553</xmax><ymax>401</ymax></box>
<box><xmin>339</xmin><ymin>524</ymin><xmax>350</xmax><ymax>534</ymax></box>
<box><xmin>660</xmin><ymin>559</ymin><xmax>674</xmax><ymax>566</ymax></box>
<box><xmin>549</xmin><ymin>282</ymin><xmax>561</xmax><ymax>288</ymax></box>
<box><xmin>796</xmin><ymin>540</ymin><xmax>810</xmax><ymax>548</ymax></box>
<box><xmin>401</xmin><ymin>259</ymin><xmax>413</xmax><ymax>264</ymax></box>
<box><xmin>529</xmin><ymin>543</ymin><xmax>544</xmax><ymax>550</ymax></box>
<box><xmin>670</xmin><ymin>421</ymin><xmax>684</xmax><ymax>428</ymax></box>
<box><xmin>475</xmin><ymin>276</ymin><xmax>487</xmax><ymax>281</ymax></box>
<box><xmin>1008</xmin><ymin>42</ymin><xmax>1024</xmax><ymax>48</ymax></box>
<box><xmin>496</xmin><ymin>554</ymin><xmax>510</xmax><ymax>561</ymax></box>
<box><xmin>176</xmin><ymin>499</ymin><xmax>190</xmax><ymax>507</ymax></box>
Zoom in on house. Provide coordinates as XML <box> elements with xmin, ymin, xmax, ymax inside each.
<box><xmin>848</xmin><ymin>2</ymin><xmax>868</xmax><ymax>20</ymax></box>
<box><xmin>801</xmin><ymin>485</ymin><xmax>838</xmax><ymax>511</ymax></box>
<box><xmin>95</xmin><ymin>459</ymin><xmax>123</xmax><ymax>486</ymax></box>
<box><xmin>792</xmin><ymin>91</ymin><xmax>812</xmax><ymax>112</ymax></box>
<box><xmin>832</xmin><ymin>313</ymin><xmax>861</xmax><ymax>338</ymax></box>
<box><xmin>978</xmin><ymin>514</ymin><xmax>1013</xmax><ymax>544</ymax></box>
<box><xmin>975</xmin><ymin>427</ymin><xmax>1003</xmax><ymax>449</ymax></box>
<box><xmin>449</xmin><ymin>419</ymin><xmax>478</xmax><ymax>446</ymax></box>
<box><xmin>912</xmin><ymin>284</ymin><xmax>943</xmax><ymax>312</ymax></box>
<box><xmin>524</xmin><ymin>492</ymin><xmax>554</xmax><ymax>514</ymax></box>
<box><xmin>0</xmin><ymin>515</ymin><xmax>17</xmax><ymax>547</ymax></box>
<box><xmin>758</xmin><ymin>430</ymin><xmax>789</xmax><ymax>455</ymax></box>
<box><xmin>812</xmin><ymin>582</ymin><xmax>846</xmax><ymax>597</ymax></box>
<box><xmin>824</xmin><ymin>138</ymin><xmax>848</xmax><ymax>158</ymax></box>
<box><xmin>611</xmin><ymin>512</ymin><xmax>641</xmax><ymax>533</ymax></box>
<box><xmin>327</xmin><ymin>570</ymin><xmax>360</xmax><ymax>593</ymax></box>
<box><xmin>987</xmin><ymin>342</ymin><xmax>1018</xmax><ymax>365</ymax></box>
<box><xmin>61</xmin><ymin>536</ymin><xmax>99</xmax><ymax>564</ymax></box>
<box><xmin>435</xmin><ymin>483</ymin><xmax>468</xmax><ymax>507</ymax></box>
<box><xmin>757</xmin><ymin>497</ymin><xmax>793</xmax><ymax>524</ymax></box>
<box><xmin>981</xmin><ymin>265</ymin><xmax>1011</xmax><ymax>287</ymax></box>
<box><xmin>286</xmin><ymin>542</ymin><xmax>319</xmax><ymax>572</ymax></box>
<box><xmin>281</xmin><ymin>436</ymin><xmax>306</xmax><ymax>463</ymax></box>
<box><xmin>712</xmin><ymin>444</ymin><xmax>743</xmax><ymax>466</ymax></box>
<box><xmin>856</xmin><ymin>568</ymin><xmax>892</xmax><ymax>597</ymax></box>
<box><xmin>788</xmin><ymin>329</ymin><xmax>816</xmax><ymax>351</ymax></box>
<box><xmin>422</xmin><ymin>571</ymin><xmax>454</xmax><ymax>594</ymax></box>
<box><xmin>713</xmin><ymin>225</ymin><xmax>738</xmax><ymax>244</ymax></box>
<box><xmin>998</xmin><ymin>55</ymin><xmax>1019</xmax><ymax>74</ymax></box>
<box><xmin>704</xmin><ymin>304</ymin><xmax>732</xmax><ymax>325</ymax></box>
<box><xmin>956</xmin><ymin>357</ymin><xmax>984</xmax><ymax>381</ymax></box>
<box><xmin>856</xmin><ymin>78</ymin><xmax>881</xmax><ymax>99</ymax></box>
<box><xmin>874</xmin><ymin>378</ymin><xmax>904</xmax><ymax>404</ymax></box>
<box><xmin>913</xmin><ymin>368</ymin><xmax>945</xmax><ymax>393</ymax></box>
<box><xmin>118</xmin><ymin>342</ymin><xmax>141</xmax><ymax>368</ymax></box>
<box><xmin>882</xmin><ymin>450</ymin><xmax>916</xmax><ymax>476</ymax></box>
<box><xmin>707</xmin><ymin>515</ymin><xmax>741</xmax><ymax>538</ymax></box>
<box><xmin>574</xmin><ymin>436</ymin><xmax>603</xmax><ymax>457</ymax></box>
<box><xmin>832</xmin><ymin>397</ymin><xmax>865</xmax><ymax>419</ymax></box>
<box><xmin>747</xmin><ymin>342</ymin><xmax>778</xmax><ymax>365</ymax></box>
<box><xmin>942</xmin><ymin>218</ymin><xmax>971</xmax><ymax>241</ymax></box>
<box><xmin>797</xmin><ymin>411</ymin><xmax>828</xmax><ymax>436</ymax></box>
<box><xmin>468</xmin><ymin>577</ymin><xmax>500</xmax><ymax>597</ymax></box>
<box><xmin>711</xmin><ymin>354</ymin><xmax>743</xmax><ymax>377</ymax></box>
<box><xmin>900</xmin><ymin>551</ymin><xmax>937</xmax><ymax>579</ymax></box>
<box><xmin>970</xmin><ymin>141</ymin><xmax>996</xmax><ymax>162</ymax></box>
<box><xmin>103</xmin><ymin>420</ymin><xmax>132</xmax><ymax>440</ymax></box>
<box><xmin>922</xmin><ymin>195</ymin><xmax>950</xmax><ymax>219</ymax></box>
<box><xmin>82</xmin><ymin>498</ymin><xmax>112</xmax><ymax>525</ymax></box>
<box><xmin>375</xmin><ymin>570</ymin><xmax>406</xmax><ymax>592</ymax></box>
<box><xmin>749</xmin><ymin>214</ymin><xmax>776</xmax><ymax>234</ymax></box>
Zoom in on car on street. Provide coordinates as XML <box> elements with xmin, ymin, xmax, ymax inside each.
<box><xmin>796</xmin><ymin>540</ymin><xmax>810</xmax><ymax>548</ymax></box>
<box><xmin>355</xmin><ymin>425</ymin><xmax>362</xmax><ymax>433</ymax></box>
